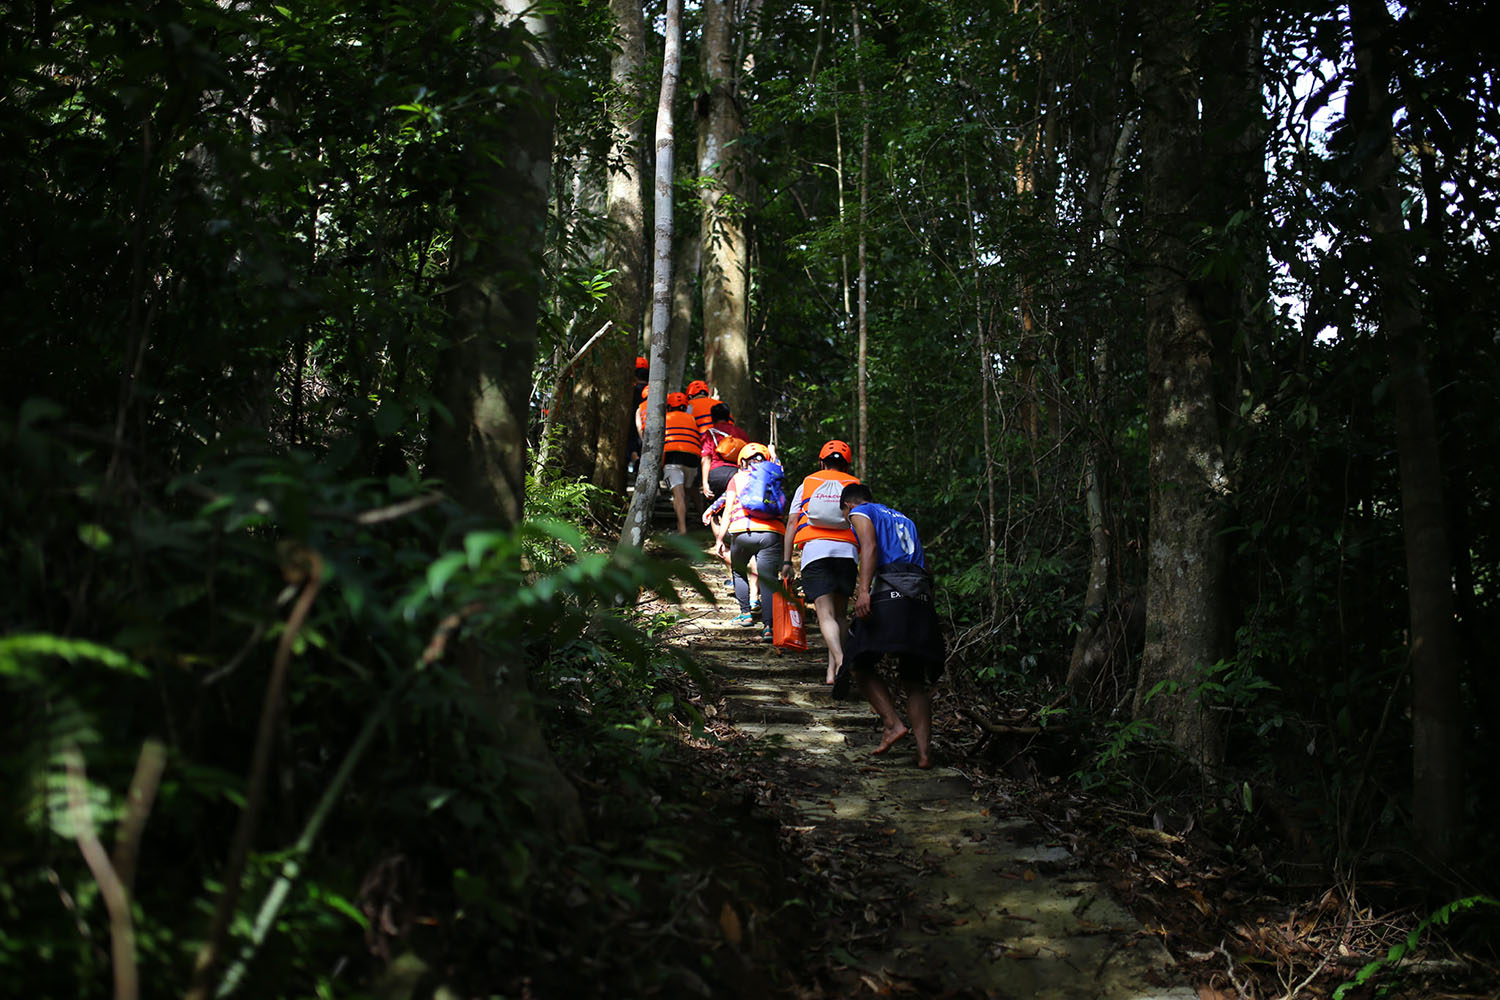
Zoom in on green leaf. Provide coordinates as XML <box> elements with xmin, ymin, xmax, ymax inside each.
<box><xmin>77</xmin><ymin>523</ymin><xmax>113</xmax><ymax>550</ymax></box>
<box><xmin>426</xmin><ymin>552</ymin><xmax>467</xmax><ymax>597</ymax></box>
<box><xmin>0</xmin><ymin>634</ymin><xmax>148</xmax><ymax>679</ymax></box>
<box><xmin>464</xmin><ymin>531</ymin><xmax>510</xmax><ymax>569</ymax></box>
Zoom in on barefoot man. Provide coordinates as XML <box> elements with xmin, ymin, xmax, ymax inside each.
<box><xmin>837</xmin><ymin>484</ymin><xmax>946</xmax><ymax>769</ymax></box>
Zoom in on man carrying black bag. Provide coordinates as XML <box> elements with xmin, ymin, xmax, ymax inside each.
<box><xmin>835</xmin><ymin>483</ymin><xmax>946</xmax><ymax>769</ymax></box>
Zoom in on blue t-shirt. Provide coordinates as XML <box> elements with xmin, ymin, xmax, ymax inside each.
<box><xmin>849</xmin><ymin>502</ymin><xmax>925</xmax><ymax>569</ymax></box>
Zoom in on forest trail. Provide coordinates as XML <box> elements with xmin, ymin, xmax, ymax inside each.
<box><xmin>664</xmin><ymin>549</ymin><xmax>1198</xmax><ymax>999</ymax></box>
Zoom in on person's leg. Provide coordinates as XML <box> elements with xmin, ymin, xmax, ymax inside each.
<box><xmin>858</xmin><ymin>668</ymin><xmax>909</xmax><ymax>754</ymax></box>
<box><xmin>754</xmin><ymin>532</ymin><xmax>782</xmax><ymax>629</ymax></box>
<box><xmin>905</xmin><ymin>681</ymin><xmax>933</xmax><ymax>768</ymax></box>
<box><xmin>671</xmin><ymin>483</ymin><xmax>688</xmax><ymax>534</ymax></box>
<box><xmin>813</xmin><ymin>593</ymin><xmax>844</xmax><ymax>684</ymax></box>
<box><xmin>729</xmin><ymin>535</ymin><xmax>752</xmax><ymax>614</ymax></box>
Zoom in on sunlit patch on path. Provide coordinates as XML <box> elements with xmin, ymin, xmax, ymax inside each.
<box><xmin>666</xmin><ymin>552</ymin><xmax>1196</xmax><ymax>998</ymax></box>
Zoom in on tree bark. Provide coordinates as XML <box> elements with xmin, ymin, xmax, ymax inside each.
<box><xmin>423</xmin><ymin>3</ymin><xmax>584</xmax><ymax>839</ymax></box>
<box><xmin>698</xmin><ymin>0</ymin><xmax>755</xmax><ymax>433</ymax></box>
<box><xmin>551</xmin><ymin>0</ymin><xmax>647</xmax><ymax>498</ymax></box>
<box><xmin>1349</xmin><ymin>0</ymin><xmax>1462</xmax><ymax>864</ymax></box>
<box><xmin>1067</xmin><ymin>115</ymin><xmax>1134</xmax><ymax>695</ymax></box>
<box><xmin>617</xmin><ymin>0</ymin><xmax>683</xmax><ymax>550</ymax></box>
<box><xmin>1130</xmin><ymin>0</ymin><xmax>1227</xmax><ymax>767</ymax></box>
<box><xmin>852</xmin><ymin>0</ymin><xmax>869</xmax><ymax>479</ymax></box>
<box><xmin>667</xmin><ymin>226</ymin><xmax>700</xmax><ymax>389</ymax></box>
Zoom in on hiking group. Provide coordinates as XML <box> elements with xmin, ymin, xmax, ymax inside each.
<box><xmin>629</xmin><ymin>358</ymin><xmax>946</xmax><ymax>767</ymax></box>
<box><xmin>633</xmin><ymin>358</ymin><xmax>948</xmax><ymax>767</ymax></box>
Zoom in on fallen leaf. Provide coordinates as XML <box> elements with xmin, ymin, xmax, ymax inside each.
<box><xmin>719</xmin><ymin>901</ymin><xmax>742</xmax><ymax>945</ymax></box>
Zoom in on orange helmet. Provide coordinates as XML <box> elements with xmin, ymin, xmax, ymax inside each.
<box><xmin>819</xmin><ymin>439</ymin><xmax>852</xmax><ymax>462</ymax></box>
<box><xmin>666</xmin><ymin>391</ymin><xmax>689</xmax><ymax>408</ymax></box>
<box><xmin>634</xmin><ymin>355</ymin><xmax>648</xmax><ymax>371</ymax></box>
<box><xmin>687</xmin><ymin>379</ymin><xmax>710</xmax><ymax>396</ymax></box>
<box><xmin>739</xmin><ymin>442</ymin><xmax>771</xmax><ymax>463</ymax></box>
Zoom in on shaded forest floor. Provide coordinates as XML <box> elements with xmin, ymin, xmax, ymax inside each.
<box><xmin>515</xmin><ymin>533</ymin><xmax>1499</xmax><ymax>1000</ymax></box>
<box><xmin>398</xmin><ymin>531</ymin><xmax>1499</xmax><ymax>1000</ymax></box>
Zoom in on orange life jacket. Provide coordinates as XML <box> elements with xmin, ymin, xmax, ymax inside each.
<box><xmin>725</xmin><ymin>468</ymin><xmax>786</xmax><ymax>536</ymax></box>
<box><xmin>689</xmin><ymin>395</ymin><xmax>720</xmax><ymax>431</ymax></box>
<box><xmin>791</xmin><ymin>469</ymin><xmax>860</xmax><ymax>547</ymax></box>
<box><xmin>635</xmin><ymin>400</ymin><xmax>647</xmax><ymax>436</ymax></box>
<box><xmin>664</xmin><ymin>410</ymin><xmax>702</xmax><ymax>456</ymax></box>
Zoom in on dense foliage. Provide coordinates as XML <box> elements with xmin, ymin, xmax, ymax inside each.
<box><xmin>4</xmin><ymin>0</ymin><xmax>1499</xmax><ymax>994</ymax></box>
<box><xmin>0</xmin><ymin>2</ymin><xmax>762</xmax><ymax>996</ymax></box>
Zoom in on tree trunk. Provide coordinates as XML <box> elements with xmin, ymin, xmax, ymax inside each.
<box><xmin>1130</xmin><ymin>0</ymin><xmax>1226</xmax><ymax>767</ymax></box>
<box><xmin>668</xmin><ymin>226</ymin><xmax>700</xmax><ymax>389</ymax></box>
<box><xmin>1067</xmin><ymin>115</ymin><xmax>1134</xmax><ymax>695</ymax></box>
<box><xmin>698</xmin><ymin>0</ymin><xmax>755</xmax><ymax>433</ymax></box>
<box><xmin>852</xmin><ymin>0</ymin><xmax>869</xmax><ymax>479</ymax></box>
<box><xmin>1349</xmin><ymin>0</ymin><xmax>1462</xmax><ymax>864</ymax></box>
<box><xmin>550</xmin><ymin>0</ymin><xmax>647</xmax><ymax>498</ymax></box>
<box><xmin>423</xmin><ymin>3</ymin><xmax>584</xmax><ymax>840</ymax></box>
<box><xmin>617</xmin><ymin>0</ymin><xmax>683</xmax><ymax>550</ymax></box>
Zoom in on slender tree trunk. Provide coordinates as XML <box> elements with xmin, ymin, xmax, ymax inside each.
<box><xmin>852</xmin><ymin>1</ymin><xmax>869</xmax><ymax>480</ymax></box>
<box><xmin>698</xmin><ymin>0</ymin><xmax>754</xmax><ymax>432</ymax></box>
<box><xmin>1349</xmin><ymin>0</ymin><xmax>1462</xmax><ymax>864</ymax></box>
<box><xmin>618</xmin><ymin>0</ymin><xmax>682</xmax><ymax>550</ymax></box>
<box><xmin>1068</xmin><ymin>115</ymin><xmax>1134</xmax><ymax>694</ymax></box>
<box><xmin>1131</xmin><ymin>0</ymin><xmax>1226</xmax><ymax>766</ymax></box>
<box><xmin>834</xmin><ymin>106</ymin><xmax>854</xmax><ymax>424</ymax></box>
<box><xmin>962</xmin><ymin>156</ymin><xmax>998</xmax><ymax>615</ymax></box>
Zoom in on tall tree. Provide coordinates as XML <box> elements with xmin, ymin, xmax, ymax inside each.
<box><xmin>698</xmin><ymin>0</ymin><xmax>756</xmax><ymax>430</ymax></box>
<box><xmin>1130</xmin><ymin>0</ymin><xmax>1229</xmax><ymax>766</ymax></box>
<box><xmin>552</xmin><ymin>0</ymin><xmax>650</xmax><ymax>497</ymax></box>
<box><xmin>618</xmin><ymin>0</ymin><xmax>684</xmax><ymax>549</ymax></box>
<box><xmin>852</xmin><ymin>0</ymin><xmax>870</xmax><ymax>479</ymax></box>
<box><xmin>1348</xmin><ymin>0</ymin><xmax>1462</xmax><ymax>864</ymax></box>
<box><xmin>421</xmin><ymin>0</ymin><xmax>585</xmax><ymax>828</ymax></box>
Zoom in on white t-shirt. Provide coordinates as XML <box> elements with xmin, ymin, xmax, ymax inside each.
<box><xmin>788</xmin><ymin>483</ymin><xmax>856</xmax><ymax>566</ymax></box>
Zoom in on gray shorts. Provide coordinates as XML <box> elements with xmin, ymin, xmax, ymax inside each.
<box><xmin>664</xmin><ymin>461</ymin><xmax>698</xmax><ymax>490</ymax></box>
<box><xmin>800</xmin><ymin>557</ymin><xmax>856</xmax><ymax>601</ymax></box>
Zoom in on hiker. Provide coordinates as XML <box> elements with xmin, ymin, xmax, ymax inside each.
<box><xmin>698</xmin><ymin>403</ymin><xmax>750</xmax><ymax>591</ymax></box>
<box><xmin>781</xmin><ymin>440</ymin><xmax>861</xmax><ymax>685</ymax></box>
<box><xmin>838</xmin><ymin>483</ymin><xmax>945</xmax><ymax>769</ymax></box>
<box><xmin>663</xmin><ymin>391</ymin><xmax>703</xmax><ymax>534</ymax></box>
<box><xmin>700</xmin><ymin>403</ymin><xmax>749</xmax><ymax>503</ymax></box>
<box><xmin>626</xmin><ymin>356</ymin><xmax>649</xmax><ymax>475</ymax></box>
<box><xmin>686</xmin><ymin>379</ymin><xmax>721</xmax><ymax>433</ymax></box>
<box><xmin>703</xmin><ymin>443</ymin><xmax>785</xmax><ymax>641</ymax></box>
<box><xmin>628</xmin><ymin>394</ymin><xmax>648</xmax><ymax>476</ymax></box>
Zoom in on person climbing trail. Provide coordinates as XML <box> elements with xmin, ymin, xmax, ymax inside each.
<box><xmin>781</xmin><ymin>440</ymin><xmax>861</xmax><ymax>685</ymax></box>
<box><xmin>699</xmin><ymin>403</ymin><xmax>749</xmax><ymax>589</ymax></box>
<box><xmin>837</xmin><ymin>483</ymin><xmax>946</xmax><ymax>769</ymax></box>
<box><xmin>699</xmin><ymin>403</ymin><xmax>747</xmax><ymax>504</ymax></box>
<box><xmin>685</xmin><ymin>379</ymin><xmax>720</xmax><ymax>433</ymax></box>
<box><xmin>626</xmin><ymin>356</ymin><xmax>649</xmax><ymax>475</ymax></box>
<box><xmin>703</xmin><ymin>443</ymin><xmax>785</xmax><ymax>641</ymax></box>
<box><xmin>663</xmin><ymin>391</ymin><xmax>703</xmax><ymax>534</ymax></box>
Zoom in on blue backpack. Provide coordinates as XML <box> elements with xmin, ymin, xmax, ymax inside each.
<box><xmin>740</xmin><ymin>461</ymin><xmax>787</xmax><ymax>518</ymax></box>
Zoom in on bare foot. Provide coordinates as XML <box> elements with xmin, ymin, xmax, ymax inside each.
<box><xmin>872</xmin><ymin>724</ymin><xmax>909</xmax><ymax>755</ymax></box>
<box><xmin>916</xmin><ymin>753</ymin><xmax>934</xmax><ymax>770</ymax></box>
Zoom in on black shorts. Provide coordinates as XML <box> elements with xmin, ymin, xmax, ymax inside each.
<box><xmin>844</xmin><ymin>591</ymin><xmax>945</xmax><ymax>687</ymax></box>
<box><xmin>800</xmin><ymin>557</ymin><xmax>856</xmax><ymax>601</ymax></box>
<box><xmin>708</xmin><ymin>464</ymin><xmax>736</xmax><ymax>497</ymax></box>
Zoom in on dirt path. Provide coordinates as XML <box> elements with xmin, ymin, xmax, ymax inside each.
<box><xmin>670</xmin><ymin>568</ymin><xmax>1198</xmax><ymax>999</ymax></box>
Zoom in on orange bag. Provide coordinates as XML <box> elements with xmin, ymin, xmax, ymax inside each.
<box><xmin>772</xmin><ymin>590</ymin><xmax>808</xmax><ymax>651</ymax></box>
